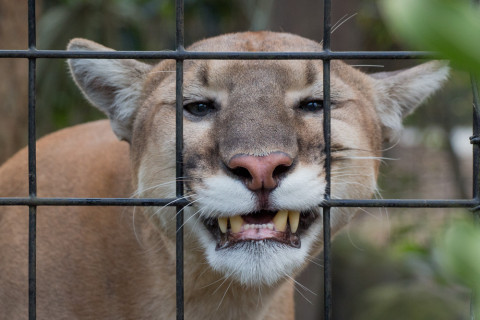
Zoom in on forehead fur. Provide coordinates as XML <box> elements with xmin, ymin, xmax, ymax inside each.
<box><xmin>143</xmin><ymin>31</ymin><xmax>374</xmax><ymax>104</ymax></box>
<box><xmin>187</xmin><ymin>31</ymin><xmax>322</xmax><ymax>52</ymax></box>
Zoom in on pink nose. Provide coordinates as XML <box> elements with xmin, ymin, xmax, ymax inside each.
<box><xmin>227</xmin><ymin>152</ymin><xmax>293</xmax><ymax>191</ymax></box>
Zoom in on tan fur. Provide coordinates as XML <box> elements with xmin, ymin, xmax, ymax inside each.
<box><xmin>0</xmin><ymin>32</ymin><xmax>448</xmax><ymax>319</ymax></box>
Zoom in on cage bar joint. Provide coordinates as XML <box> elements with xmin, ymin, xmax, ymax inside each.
<box><xmin>470</xmin><ymin>135</ymin><xmax>480</xmax><ymax>144</ymax></box>
<box><xmin>470</xmin><ymin>203</ymin><xmax>480</xmax><ymax>212</ymax></box>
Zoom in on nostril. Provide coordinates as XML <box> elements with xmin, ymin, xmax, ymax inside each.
<box><xmin>230</xmin><ymin>166</ymin><xmax>252</xmax><ymax>180</ymax></box>
<box><xmin>227</xmin><ymin>152</ymin><xmax>294</xmax><ymax>191</ymax></box>
<box><xmin>272</xmin><ymin>164</ymin><xmax>291</xmax><ymax>178</ymax></box>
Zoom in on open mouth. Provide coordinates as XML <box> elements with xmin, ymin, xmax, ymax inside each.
<box><xmin>203</xmin><ymin>209</ymin><xmax>319</xmax><ymax>250</ymax></box>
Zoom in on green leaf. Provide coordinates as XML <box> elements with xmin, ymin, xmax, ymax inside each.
<box><xmin>381</xmin><ymin>0</ymin><xmax>480</xmax><ymax>75</ymax></box>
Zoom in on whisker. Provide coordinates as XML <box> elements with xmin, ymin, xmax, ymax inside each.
<box><xmin>350</xmin><ymin>64</ymin><xmax>384</xmax><ymax>68</ymax></box>
<box><xmin>331</xmin><ymin>13</ymin><xmax>349</xmax><ymax>31</ymax></box>
<box><xmin>283</xmin><ymin>273</ymin><xmax>314</xmax><ymax>304</ymax></box>
<box><xmin>345</xmin><ymin>222</ymin><xmax>365</xmax><ymax>251</ymax></box>
<box><xmin>336</xmin><ymin>156</ymin><xmax>395</xmax><ymax>161</ymax></box>
<box><xmin>212</xmin><ymin>272</ymin><xmax>233</xmax><ymax>295</ymax></box>
<box><xmin>283</xmin><ymin>273</ymin><xmax>317</xmax><ymax>296</ymax></box>
<box><xmin>132</xmin><ymin>177</ymin><xmax>192</xmax><ymax>198</ymax></box>
<box><xmin>176</xmin><ymin>199</ymin><xmax>205</xmax><ymax>233</ymax></box>
<box><xmin>132</xmin><ymin>206</ymin><xmax>143</xmax><ymax>247</ymax></box>
<box><xmin>151</xmin><ymin>193</ymin><xmax>194</xmax><ymax>215</ymax></box>
<box><xmin>199</xmin><ymin>272</ymin><xmax>229</xmax><ymax>289</ymax></box>
<box><xmin>216</xmin><ymin>278</ymin><xmax>234</xmax><ymax>311</ymax></box>
<box><xmin>331</xmin><ymin>165</ymin><xmax>375</xmax><ymax>171</ymax></box>
<box><xmin>305</xmin><ymin>256</ymin><xmax>324</xmax><ymax>268</ymax></box>
<box><xmin>331</xmin><ymin>13</ymin><xmax>358</xmax><ymax>34</ymax></box>
<box><xmin>332</xmin><ymin>173</ymin><xmax>374</xmax><ymax>178</ymax></box>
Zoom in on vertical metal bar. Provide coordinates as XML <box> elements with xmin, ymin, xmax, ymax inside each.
<box><xmin>27</xmin><ymin>0</ymin><xmax>37</xmax><ymax>319</ymax></box>
<box><xmin>472</xmin><ymin>75</ymin><xmax>480</xmax><ymax>202</ymax></box>
<box><xmin>471</xmin><ymin>75</ymin><xmax>480</xmax><ymax>320</ymax></box>
<box><xmin>322</xmin><ymin>0</ymin><xmax>332</xmax><ymax>319</ymax></box>
<box><xmin>175</xmin><ymin>0</ymin><xmax>185</xmax><ymax>319</ymax></box>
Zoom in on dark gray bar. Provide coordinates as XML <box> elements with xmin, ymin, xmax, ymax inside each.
<box><xmin>27</xmin><ymin>0</ymin><xmax>37</xmax><ymax>319</ymax></box>
<box><xmin>175</xmin><ymin>0</ymin><xmax>185</xmax><ymax>319</ymax></box>
<box><xmin>472</xmin><ymin>75</ymin><xmax>480</xmax><ymax>201</ymax></box>
<box><xmin>0</xmin><ymin>49</ymin><xmax>436</xmax><ymax>60</ymax></box>
<box><xmin>0</xmin><ymin>197</ymin><xmax>477</xmax><ymax>208</ymax></box>
<box><xmin>323</xmin><ymin>0</ymin><xmax>332</xmax><ymax>318</ymax></box>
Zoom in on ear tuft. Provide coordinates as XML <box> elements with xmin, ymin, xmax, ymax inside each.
<box><xmin>67</xmin><ymin>38</ymin><xmax>153</xmax><ymax>142</ymax></box>
<box><xmin>373</xmin><ymin>61</ymin><xmax>449</xmax><ymax>142</ymax></box>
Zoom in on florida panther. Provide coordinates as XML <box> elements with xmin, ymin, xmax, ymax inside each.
<box><xmin>0</xmin><ymin>31</ymin><xmax>448</xmax><ymax>319</ymax></box>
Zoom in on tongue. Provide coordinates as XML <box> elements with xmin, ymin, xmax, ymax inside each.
<box><xmin>242</xmin><ymin>211</ymin><xmax>277</xmax><ymax>224</ymax></box>
<box><xmin>235</xmin><ymin>228</ymin><xmax>278</xmax><ymax>240</ymax></box>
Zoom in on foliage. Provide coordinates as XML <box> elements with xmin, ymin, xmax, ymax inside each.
<box><xmin>380</xmin><ymin>0</ymin><xmax>480</xmax><ymax>316</ymax></box>
<box><xmin>381</xmin><ymin>0</ymin><xmax>480</xmax><ymax>75</ymax></box>
<box><xmin>436</xmin><ymin>218</ymin><xmax>480</xmax><ymax>316</ymax></box>
<box><xmin>322</xmin><ymin>217</ymin><xmax>470</xmax><ymax>320</ymax></box>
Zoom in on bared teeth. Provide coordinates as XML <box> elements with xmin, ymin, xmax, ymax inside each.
<box><xmin>218</xmin><ymin>217</ymin><xmax>228</xmax><ymax>233</ymax></box>
<box><xmin>230</xmin><ymin>216</ymin><xmax>243</xmax><ymax>233</ymax></box>
<box><xmin>273</xmin><ymin>210</ymin><xmax>288</xmax><ymax>232</ymax></box>
<box><xmin>218</xmin><ymin>210</ymin><xmax>301</xmax><ymax>234</ymax></box>
<box><xmin>288</xmin><ymin>210</ymin><xmax>300</xmax><ymax>233</ymax></box>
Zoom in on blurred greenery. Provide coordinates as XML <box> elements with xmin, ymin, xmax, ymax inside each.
<box><xmin>379</xmin><ymin>0</ymin><xmax>480</xmax><ymax>318</ymax></box>
<box><xmin>436</xmin><ymin>219</ymin><xmax>480</xmax><ymax>316</ymax></box>
<box><xmin>381</xmin><ymin>0</ymin><xmax>480</xmax><ymax>75</ymax></box>
<box><xmin>299</xmin><ymin>216</ymin><xmax>471</xmax><ymax>320</ymax></box>
<box><xmin>364</xmin><ymin>213</ymin><xmax>470</xmax><ymax>319</ymax></box>
<box><xmin>36</xmin><ymin>0</ymin><xmax>252</xmax><ymax>135</ymax></box>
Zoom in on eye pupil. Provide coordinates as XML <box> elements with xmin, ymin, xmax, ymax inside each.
<box><xmin>299</xmin><ymin>100</ymin><xmax>323</xmax><ymax>112</ymax></box>
<box><xmin>184</xmin><ymin>102</ymin><xmax>215</xmax><ymax>117</ymax></box>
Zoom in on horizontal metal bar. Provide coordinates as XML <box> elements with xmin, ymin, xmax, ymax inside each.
<box><xmin>0</xmin><ymin>197</ymin><xmax>190</xmax><ymax>206</ymax></box>
<box><xmin>0</xmin><ymin>197</ymin><xmax>476</xmax><ymax>208</ymax></box>
<box><xmin>326</xmin><ymin>199</ymin><xmax>477</xmax><ymax>208</ymax></box>
<box><xmin>0</xmin><ymin>49</ymin><xmax>436</xmax><ymax>60</ymax></box>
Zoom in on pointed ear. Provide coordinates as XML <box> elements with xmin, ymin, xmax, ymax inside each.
<box><xmin>371</xmin><ymin>61</ymin><xmax>449</xmax><ymax>142</ymax></box>
<box><xmin>67</xmin><ymin>38</ymin><xmax>153</xmax><ymax>142</ymax></box>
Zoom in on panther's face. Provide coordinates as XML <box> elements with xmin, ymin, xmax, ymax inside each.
<box><xmin>68</xmin><ymin>31</ymin><xmax>448</xmax><ymax>287</ymax></box>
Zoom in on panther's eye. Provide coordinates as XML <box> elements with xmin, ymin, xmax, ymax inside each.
<box><xmin>298</xmin><ymin>100</ymin><xmax>323</xmax><ymax>112</ymax></box>
<box><xmin>184</xmin><ymin>102</ymin><xmax>216</xmax><ymax>117</ymax></box>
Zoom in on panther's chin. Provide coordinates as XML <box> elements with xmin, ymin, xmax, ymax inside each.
<box><xmin>200</xmin><ymin>217</ymin><xmax>323</xmax><ymax>287</ymax></box>
<box><xmin>202</xmin><ymin>209</ymin><xmax>319</xmax><ymax>250</ymax></box>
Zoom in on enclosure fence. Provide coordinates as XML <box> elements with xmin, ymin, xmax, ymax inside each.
<box><xmin>0</xmin><ymin>0</ymin><xmax>479</xmax><ymax>319</ymax></box>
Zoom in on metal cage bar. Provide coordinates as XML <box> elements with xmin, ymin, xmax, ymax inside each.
<box><xmin>472</xmin><ymin>75</ymin><xmax>480</xmax><ymax>203</ymax></box>
<box><xmin>175</xmin><ymin>0</ymin><xmax>185</xmax><ymax>318</ymax></box>
<box><xmin>322</xmin><ymin>0</ymin><xmax>333</xmax><ymax>319</ymax></box>
<box><xmin>0</xmin><ymin>0</ymin><xmax>478</xmax><ymax>319</ymax></box>
<box><xmin>0</xmin><ymin>197</ymin><xmax>476</xmax><ymax>207</ymax></box>
<box><xmin>27</xmin><ymin>0</ymin><xmax>37</xmax><ymax>319</ymax></box>
<box><xmin>0</xmin><ymin>49</ymin><xmax>436</xmax><ymax>60</ymax></box>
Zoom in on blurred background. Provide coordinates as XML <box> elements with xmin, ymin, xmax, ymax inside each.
<box><xmin>0</xmin><ymin>0</ymin><xmax>475</xmax><ymax>319</ymax></box>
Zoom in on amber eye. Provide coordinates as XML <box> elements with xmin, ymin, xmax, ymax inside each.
<box><xmin>184</xmin><ymin>102</ymin><xmax>216</xmax><ymax>117</ymax></box>
<box><xmin>299</xmin><ymin>100</ymin><xmax>323</xmax><ymax>112</ymax></box>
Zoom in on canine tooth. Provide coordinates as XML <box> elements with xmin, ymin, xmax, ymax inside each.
<box><xmin>230</xmin><ymin>216</ymin><xmax>243</xmax><ymax>233</ymax></box>
<box><xmin>273</xmin><ymin>210</ymin><xmax>288</xmax><ymax>232</ymax></box>
<box><xmin>288</xmin><ymin>210</ymin><xmax>300</xmax><ymax>233</ymax></box>
<box><xmin>218</xmin><ymin>217</ymin><xmax>228</xmax><ymax>233</ymax></box>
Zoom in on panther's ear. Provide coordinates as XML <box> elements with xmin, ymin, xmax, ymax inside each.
<box><xmin>371</xmin><ymin>61</ymin><xmax>449</xmax><ymax>142</ymax></box>
<box><xmin>67</xmin><ymin>38</ymin><xmax>153</xmax><ymax>142</ymax></box>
